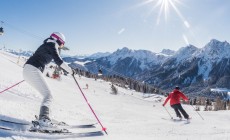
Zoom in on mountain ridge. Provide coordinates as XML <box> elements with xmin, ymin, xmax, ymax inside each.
<box><xmin>2</xmin><ymin>39</ymin><xmax>230</xmax><ymax>97</ymax></box>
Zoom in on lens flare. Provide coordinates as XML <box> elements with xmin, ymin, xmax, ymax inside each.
<box><xmin>135</xmin><ymin>0</ymin><xmax>194</xmax><ymax>46</ymax></box>
<box><xmin>137</xmin><ymin>0</ymin><xmax>187</xmax><ymax>25</ymax></box>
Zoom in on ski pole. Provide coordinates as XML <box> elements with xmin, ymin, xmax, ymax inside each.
<box><xmin>163</xmin><ymin>106</ymin><xmax>173</xmax><ymax>119</ymax></box>
<box><xmin>72</xmin><ymin>75</ymin><xmax>108</xmax><ymax>134</ymax></box>
<box><xmin>190</xmin><ymin>105</ymin><xmax>204</xmax><ymax>120</ymax></box>
<box><xmin>0</xmin><ymin>80</ymin><xmax>25</xmax><ymax>94</ymax></box>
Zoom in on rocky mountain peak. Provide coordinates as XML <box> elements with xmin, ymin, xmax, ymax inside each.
<box><xmin>160</xmin><ymin>49</ymin><xmax>175</xmax><ymax>56</ymax></box>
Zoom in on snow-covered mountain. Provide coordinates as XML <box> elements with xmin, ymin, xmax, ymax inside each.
<box><xmin>85</xmin><ymin>47</ymin><xmax>168</xmax><ymax>77</ymax></box>
<box><xmin>63</xmin><ymin>52</ymin><xmax>110</xmax><ymax>70</ymax></box>
<box><xmin>105</xmin><ymin>47</ymin><xmax>166</xmax><ymax>66</ymax></box>
<box><xmin>64</xmin><ymin>39</ymin><xmax>230</xmax><ymax>98</ymax></box>
<box><xmin>0</xmin><ymin>48</ymin><xmax>33</xmax><ymax>57</ymax></box>
<box><xmin>160</xmin><ymin>49</ymin><xmax>175</xmax><ymax>56</ymax></box>
<box><xmin>87</xmin><ymin>52</ymin><xmax>111</xmax><ymax>59</ymax></box>
<box><xmin>3</xmin><ymin>39</ymin><xmax>230</xmax><ymax>97</ymax></box>
<box><xmin>65</xmin><ymin>52</ymin><xmax>110</xmax><ymax>60</ymax></box>
<box><xmin>142</xmin><ymin>39</ymin><xmax>230</xmax><ymax>97</ymax></box>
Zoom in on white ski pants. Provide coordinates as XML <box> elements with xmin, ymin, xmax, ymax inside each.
<box><xmin>23</xmin><ymin>64</ymin><xmax>53</xmax><ymax>108</ymax></box>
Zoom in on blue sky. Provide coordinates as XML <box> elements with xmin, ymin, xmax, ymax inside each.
<box><xmin>0</xmin><ymin>0</ymin><xmax>230</xmax><ymax>55</ymax></box>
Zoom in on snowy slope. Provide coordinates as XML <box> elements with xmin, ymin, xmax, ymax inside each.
<box><xmin>1</xmin><ymin>50</ymin><xmax>230</xmax><ymax>140</ymax></box>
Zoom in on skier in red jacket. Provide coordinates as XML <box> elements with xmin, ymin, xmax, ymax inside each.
<box><xmin>163</xmin><ymin>86</ymin><xmax>190</xmax><ymax>119</ymax></box>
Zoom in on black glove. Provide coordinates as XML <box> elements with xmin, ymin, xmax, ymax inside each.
<box><xmin>72</xmin><ymin>69</ymin><xmax>76</xmax><ymax>75</ymax></box>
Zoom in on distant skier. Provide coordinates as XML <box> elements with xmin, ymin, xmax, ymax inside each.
<box><xmin>163</xmin><ymin>86</ymin><xmax>190</xmax><ymax>120</ymax></box>
<box><xmin>23</xmin><ymin>32</ymin><xmax>75</xmax><ymax>128</ymax></box>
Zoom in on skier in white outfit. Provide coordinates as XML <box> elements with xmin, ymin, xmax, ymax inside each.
<box><xmin>23</xmin><ymin>32</ymin><xmax>74</xmax><ymax>127</ymax></box>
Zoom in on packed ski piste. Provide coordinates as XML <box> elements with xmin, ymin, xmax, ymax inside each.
<box><xmin>1</xmin><ymin>33</ymin><xmax>230</xmax><ymax>140</ymax></box>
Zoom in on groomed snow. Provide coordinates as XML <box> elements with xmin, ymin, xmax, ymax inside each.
<box><xmin>0</xmin><ymin>51</ymin><xmax>230</xmax><ymax>140</ymax></box>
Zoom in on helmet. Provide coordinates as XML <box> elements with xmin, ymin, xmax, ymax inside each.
<box><xmin>50</xmin><ymin>32</ymin><xmax>65</xmax><ymax>46</ymax></box>
<box><xmin>175</xmin><ymin>86</ymin><xmax>180</xmax><ymax>90</ymax></box>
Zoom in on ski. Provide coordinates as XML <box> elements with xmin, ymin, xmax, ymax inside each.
<box><xmin>0</xmin><ymin>126</ymin><xmax>104</xmax><ymax>138</ymax></box>
<box><xmin>0</xmin><ymin>118</ymin><xmax>97</xmax><ymax>128</ymax></box>
<box><xmin>161</xmin><ymin>117</ymin><xmax>191</xmax><ymax>124</ymax></box>
<box><xmin>50</xmin><ymin>119</ymin><xmax>98</xmax><ymax>128</ymax></box>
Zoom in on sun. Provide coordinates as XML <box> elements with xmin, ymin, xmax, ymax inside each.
<box><xmin>134</xmin><ymin>0</ymin><xmax>193</xmax><ymax>47</ymax></box>
<box><xmin>139</xmin><ymin>0</ymin><xmax>185</xmax><ymax>25</ymax></box>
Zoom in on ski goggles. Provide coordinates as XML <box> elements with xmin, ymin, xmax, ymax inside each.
<box><xmin>51</xmin><ymin>33</ymin><xmax>65</xmax><ymax>45</ymax></box>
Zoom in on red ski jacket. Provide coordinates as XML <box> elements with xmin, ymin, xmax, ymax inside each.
<box><xmin>163</xmin><ymin>89</ymin><xmax>188</xmax><ymax>106</ymax></box>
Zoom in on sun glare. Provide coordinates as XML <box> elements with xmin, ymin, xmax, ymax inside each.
<box><xmin>139</xmin><ymin>0</ymin><xmax>186</xmax><ymax>25</ymax></box>
<box><xmin>134</xmin><ymin>0</ymin><xmax>194</xmax><ymax>47</ymax></box>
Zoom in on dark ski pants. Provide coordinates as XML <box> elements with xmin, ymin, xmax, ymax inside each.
<box><xmin>171</xmin><ymin>103</ymin><xmax>189</xmax><ymax>119</ymax></box>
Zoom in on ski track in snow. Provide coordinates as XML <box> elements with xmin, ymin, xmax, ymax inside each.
<box><xmin>0</xmin><ymin>51</ymin><xmax>230</xmax><ymax>140</ymax></box>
